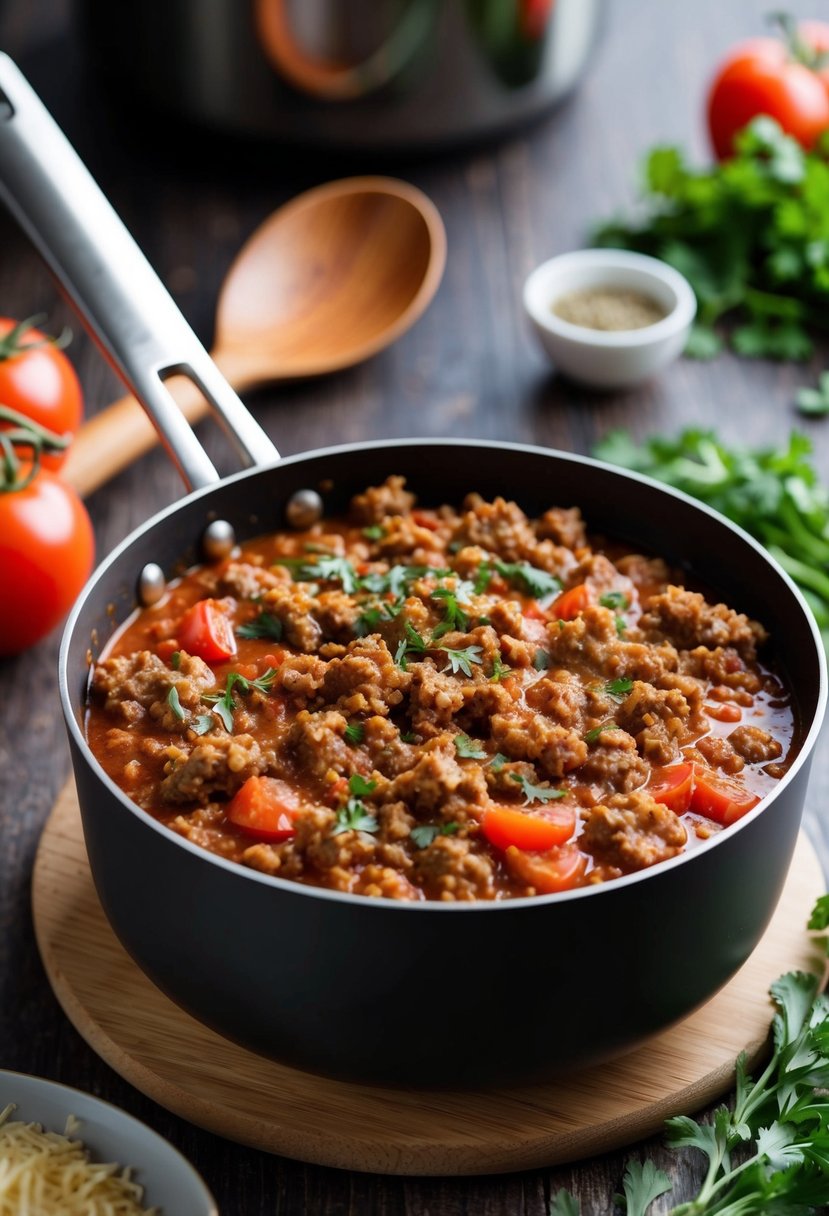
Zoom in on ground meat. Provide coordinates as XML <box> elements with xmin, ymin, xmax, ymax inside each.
<box><xmin>680</xmin><ymin>647</ymin><xmax>763</xmax><ymax>693</ymax></box>
<box><xmin>411</xmin><ymin>835</ymin><xmax>496</xmax><ymax>901</ymax></box>
<box><xmin>313</xmin><ymin>590</ymin><xmax>362</xmax><ymax>642</ymax></box>
<box><xmin>91</xmin><ymin>650</ymin><xmax>215</xmax><ymax>729</ymax></box>
<box><xmin>615</xmin><ymin>681</ymin><xmax>697</xmax><ymax>765</ymax></box>
<box><xmin>218</xmin><ymin>561</ymin><xmax>282</xmax><ymax>600</ymax></box>
<box><xmin>536</xmin><ymin>505</ymin><xmax>587</xmax><ymax>549</ymax></box>
<box><xmin>260</xmin><ymin>583</ymin><xmax>323</xmax><ymax>653</ymax></box>
<box><xmin>286</xmin><ymin>710</ymin><xmax>356</xmax><ymax>781</ymax></box>
<box><xmin>640</xmin><ymin>586</ymin><xmax>765</xmax><ymax>659</ymax></box>
<box><xmin>407</xmin><ymin>664</ymin><xmax>466</xmax><ymax>735</ymax></box>
<box><xmin>318</xmin><ymin>637</ymin><xmax>410</xmax><ymax>717</ymax></box>
<box><xmin>581</xmin><ymin>792</ymin><xmax>687</xmax><ymax>871</ymax></box>
<box><xmin>578</xmin><ymin>730</ymin><xmax>650</xmax><ymax>792</ymax></box>
<box><xmin>161</xmin><ymin>733</ymin><xmax>269</xmax><ymax>803</ymax></box>
<box><xmin>490</xmin><ymin>710</ymin><xmax>587</xmax><ymax>778</ymax></box>
<box><xmin>694</xmin><ymin>735</ymin><xmax>745</xmax><ymax>775</ymax></box>
<box><xmin>525</xmin><ymin>670</ymin><xmax>587</xmax><ymax>730</ymax></box>
<box><xmin>362</xmin><ymin>717</ymin><xmax>418</xmax><ymax>777</ymax></box>
<box><xmin>349</xmin><ymin>475</ymin><xmax>416</xmax><ymax>525</ymax></box>
<box><xmin>274</xmin><ymin>654</ymin><xmax>327</xmax><ymax>703</ymax></box>
<box><xmin>383</xmin><ymin>744</ymin><xmax>487</xmax><ymax>820</ymax></box>
<box><xmin>376</xmin><ymin>516</ymin><xmax>445</xmax><ymax>557</ymax></box>
<box><xmin>727</xmin><ymin>725</ymin><xmax>783</xmax><ymax>765</ymax></box>
<box><xmin>614</xmin><ymin>553</ymin><xmax>671</xmax><ymax>596</ymax></box>
<box><xmin>546</xmin><ymin>608</ymin><xmax>680</xmax><ymax>684</ymax></box>
<box><xmin>453</xmin><ymin>495</ymin><xmax>539</xmax><ymax>562</ymax></box>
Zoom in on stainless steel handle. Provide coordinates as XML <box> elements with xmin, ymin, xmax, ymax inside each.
<box><xmin>0</xmin><ymin>53</ymin><xmax>280</xmax><ymax>492</ymax></box>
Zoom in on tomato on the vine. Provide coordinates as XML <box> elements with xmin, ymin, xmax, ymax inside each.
<box><xmin>0</xmin><ymin>464</ymin><xmax>94</xmax><ymax>656</ymax></box>
<box><xmin>0</xmin><ymin>316</ymin><xmax>83</xmax><ymax>470</ymax></box>
<box><xmin>707</xmin><ymin>16</ymin><xmax>829</xmax><ymax>159</ymax></box>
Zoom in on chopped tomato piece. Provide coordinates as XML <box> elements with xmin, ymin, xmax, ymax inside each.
<box><xmin>504</xmin><ymin>844</ymin><xmax>587</xmax><ymax>893</ymax></box>
<box><xmin>482</xmin><ymin>805</ymin><xmax>575</xmax><ymax>852</ymax></box>
<box><xmin>412</xmin><ymin>510</ymin><xmax>440</xmax><ymax>531</ymax></box>
<box><xmin>690</xmin><ymin>766</ymin><xmax>760</xmax><ymax>827</ymax></box>
<box><xmin>522</xmin><ymin>600</ymin><xmax>549</xmax><ymax>622</ymax></box>
<box><xmin>551</xmin><ymin>584</ymin><xmax>591</xmax><ymax>620</ymax></box>
<box><xmin>227</xmin><ymin>776</ymin><xmax>300</xmax><ymax>841</ymax></box>
<box><xmin>648</xmin><ymin>763</ymin><xmax>694</xmax><ymax>814</ymax></box>
<box><xmin>177</xmin><ymin>599</ymin><xmax>237</xmax><ymax>663</ymax></box>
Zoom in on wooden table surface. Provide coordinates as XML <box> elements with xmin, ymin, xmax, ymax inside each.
<box><xmin>1</xmin><ymin>1</ymin><xmax>827</xmax><ymax>1212</ymax></box>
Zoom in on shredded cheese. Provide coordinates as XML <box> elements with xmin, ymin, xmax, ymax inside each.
<box><xmin>0</xmin><ymin>1103</ymin><xmax>157</xmax><ymax>1215</ymax></box>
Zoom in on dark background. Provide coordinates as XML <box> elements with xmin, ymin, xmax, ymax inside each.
<box><xmin>1</xmin><ymin>1</ymin><xmax>827</xmax><ymax>1211</ymax></box>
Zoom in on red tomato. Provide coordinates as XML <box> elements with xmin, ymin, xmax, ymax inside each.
<box><xmin>227</xmin><ymin>776</ymin><xmax>300</xmax><ymax>841</ymax></box>
<box><xmin>707</xmin><ymin>23</ymin><xmax>829</xmax><ymax>159</ymax></box>
<box><xmin>551</xmin><ymin>583</ymin><xmax>591</xmax><ymax>621</ymax></box>
<box><xmin>177</xmin><ymin>599</ymin><xmax>237</xmax><ymax>663</ymax></box>
<box><xmin>0</xmin><ymin>465</ymin><xmax>94</xmax><ymax>655</ymax></box>
<box><xmin>504</xmin><ymin>843</ymin><xmax>587</xmax><ymax>894</ymax></box>
<box><xmin>0</xmin><ymin>317</ymin><xmax>83</xmax><ymax>470</ymax></box>
<box><xmin>648</xmin><ymin>762</ymin><xmax>694</xmax><ymax>814</ymax></box>
<box><xmin>482</xmin><ymin>804</ymin><xmax>575</xmax><ymax>852</ymax></box>
<box><xmin>690</xmin><ymin>766</ymin><xmax>761</xmax><ymax>826</ymax></box>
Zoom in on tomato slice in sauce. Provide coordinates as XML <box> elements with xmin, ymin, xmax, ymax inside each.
<box><xmin>690</xmin><ymin>766</ymin><xmax>761</xmax><ymax>827</ymax></box>
<box><xmin>177</xmin><ymin>599</ymin><xmax>237</xmax><ymax>663</ymax></box>
<box><xmin>550</xmin><ymin>584</ymin><xmax>592</xmax><ymax>621</ymax></box>
<box><xmin>504</xmin><ymin>843</ymin><xmax>587</xmax><ymax>894</ymax></box>
<box><xmin>648</xmin><ymin>762</ymin><xmax>694</xmax><ymax>814</ymax></box>
<box><xmin>227</xmin><ymin>776</ymin><xmax>299</xmax><ymax>841</ymax></box>
<box><xmin>482</xmin><ymin>805</ymin><xmax>575</xmax><ymax>852</ymax></box>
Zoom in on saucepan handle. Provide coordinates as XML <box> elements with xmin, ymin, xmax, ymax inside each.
<box><xmin>0</xmin><ymin>53</ymin><xmax>280</xmax><ymax>492</ymax></box>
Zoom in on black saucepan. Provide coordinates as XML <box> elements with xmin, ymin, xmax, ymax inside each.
<box><xmin>0</xmin><ymin>58</ymin><xmax>825</xmax><ymax>1088</ymax></box>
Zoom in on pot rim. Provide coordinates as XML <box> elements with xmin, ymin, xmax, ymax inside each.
<box><xmin>60</xmin><ymin>436</ymin><xmax>828</xmax><ymax>913</ymax></box>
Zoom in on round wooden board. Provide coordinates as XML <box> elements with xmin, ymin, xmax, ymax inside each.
<box><xmin>33</xmin><ymin>781</ymin><xmax>826</xmax><ymax>1177</ymax></box>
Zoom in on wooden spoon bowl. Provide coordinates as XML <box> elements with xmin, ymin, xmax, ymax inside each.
<box><xmin>63</xmin><ymin>177</ymin><xmax>446</xmax><ymax>497</ymax></box>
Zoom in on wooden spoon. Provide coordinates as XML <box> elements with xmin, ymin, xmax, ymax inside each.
<box><xmin>62</xmin><ymin>176</ymin><xmax>446</xmax><ymax>497</ymax></box>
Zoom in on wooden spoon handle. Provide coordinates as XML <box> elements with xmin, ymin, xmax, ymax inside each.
<box><xmin>62</xmin><ymin>374</ymin><xmax>210</xmax><ymax>498</ymax></box>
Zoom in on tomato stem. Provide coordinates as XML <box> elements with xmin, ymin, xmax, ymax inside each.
<box><xmin>0</xmin><ymin>406</ymin><xmax>69</xmax><ymax>492</ymax></box>
<box><xmin>0</xmin><ymin>404</ymin><xmax>70</xmax><ymax>451</ymax></box>
<box><xmin>0</xmin><ymin>313</ymin><xmax>72</xmax><ymax>362</ymax></box>
<box><xmin>768</xmin><ymin>11</ymin><xmax>829</xmax><ymax>69</ymax></box>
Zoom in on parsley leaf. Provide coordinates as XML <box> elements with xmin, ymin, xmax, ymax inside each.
<box><xmin>454</xmin><ymin>734</ymin><xmax>487</xmax><ymax>760</ymax></box>
<box><xmin>431</xmin><ymin>586</ymin><xmax>468</xmax><ymax>640</ymax></box>
<box><xmin>191</xmin><ymin>713</ymin><xmax>215</xmax><ymax>736</ymax></box>
<box><xmin>441</xmin><ymin>644</ymin><xmax>483</xmax><ymax>677</ymax></box>
<box><xmin>494</xmin><ymin>559</ymin><xmax>561</xmax><ymax>602</ymax></box>
<box><xmin>332</xmin><ymin>775</ymin><xmax>379</xmax><ymax>836</ymax></box>
<box><xmin>410</xmin><ymin>822</ymin><xmax>459</xmax><ymax>849</ymax></box>
<box><xmin>361</xmin><ymin>524</ymin><xmax>386</xmax><ymax>540</ymax></box>
<box><xmin>797</xmin><ymin>371</ymin><xmax>829</xmax><ymax>417</ymax></box>
<box><xmin>394</xmin><ymin>621</ymin><xmax>428</xmax><ymax>670</ymax></box>
<box><xmin>532</xmin><ymin>648</ymin><xmax>550</xmax><ymax>670</ymax></box>
<box><xmin>344</xmin><ymin>722</ymin><xmax>365</xmax><ymax>746</ymax></box>
<box><xmin>509</xmin><ymin>772</ymin><xmax>566</xmax><ymax>805</ymax></box>
<box><xmin>276</xmin><ymin>553</ymin><xmax>359</xmax><ymax>594</ymax></box>
<box><xmin>236</xmin><ymin>611</ymin><xmax>283</xmax><ymax>641</ymax></box>
<box><xmin>348</xmin><ymin>774</ymin><xmax>377</xmax><ymax>797</ymax></box>
<box><xmin>615</xmin><ymin>1160</ymin><xmax>671</xmax><ymax>1216</ymax></box>
<box><xmin>489</xmin><ymin>654</ymin><xmax>510</xmax><ymax>682</ymax></box>
<box><xmin>599</xmin><ymin>591</ymin><xmax>629</xmax><ymax>610</ymax></box>
<box><xmin>167</xmin><ymin>686</ymin><xmax>185</xmax><ymax>721</ymax></box>
<box><xmin>489</xmin><ymin>753</ymin><xmax>509</xmax><ymax>772</ymax></box>
<box><xmin>605</xmin><ymin>676</ymin><xmax>634</xmax><ymax>698</ymax></box>
<box><xmin>584</xmin><ymin>722</ymin><xmax>619</xmax><ymax>744</ymax></box>
<box><xmin>548</xmin><ymin>1191</ymin><xmax>581</xmax><ymax>1216</ymax></box>
<box><xmin>202</xmin><ymin>668</ymin><xmax>278</xmax><ymax>732</ymax></box>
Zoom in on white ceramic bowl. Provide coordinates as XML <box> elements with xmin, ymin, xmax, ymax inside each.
<box><xmin>523</xmin><ymin>248</ymin><xmax>697</xmax><ymax>389</ymax></box>
<box><xmin>0</xmin><ymin>1070</ymin><xmax>218</xmax><ymax>1214</ymax></box>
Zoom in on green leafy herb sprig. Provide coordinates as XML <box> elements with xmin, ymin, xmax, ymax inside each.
<box><xmin>594</xmin><ymin>427</ymin><xmax>829</xmax><ymax>650</ymax></box>
<box><xmin>552</xmin><ymin>895</ymin><xmax>829</xmax><ymax>1214</ymax></box>
<box><xmin>332</xmin><ymin>774</ymin><xmax>379</xmax><ymax>836</ymax></box>
<box><xmin>202</xmin><ymin>668</ymin><xmax>278</xmax><ymax>732</ymax></box>
<box><xmin>592</xmin><ymin>116</ymin><xmax>829</xmax><ymax>361</ymax></box>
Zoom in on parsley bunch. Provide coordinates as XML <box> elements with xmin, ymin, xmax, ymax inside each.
<box><xmin>551</xmin><ymin>896</ymin><xmax>829</xmax><ymax>1215</ymax></box>
<box><xmin>595</xmin><ymin>428</ymin><xmax>829</xmax><ymax>650</ymax></box>
<box><xmin>593</xmin><ymin>117</ymin><xmax>829</xmax><ymax>361</ymax></box>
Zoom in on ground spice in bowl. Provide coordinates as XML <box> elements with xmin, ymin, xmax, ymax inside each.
<box><xmin>552</xmin><ymin>287</ymin><xmax>667</xmax><ymax>331</ymax></box>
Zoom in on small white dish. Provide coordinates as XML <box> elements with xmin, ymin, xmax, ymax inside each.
<box><xmin>0</xmin><ymin>1070</ymin><xmax>218</xmax><ymax>1214</ymax></box>
<box><xmin>523</xmin><ymin>248</ymin><xmax>697</xmax><ymax>389</ymax></box>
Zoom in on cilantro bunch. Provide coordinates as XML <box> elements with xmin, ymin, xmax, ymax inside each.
<box><xmin>593</xmin><ymin>117</ymin><xmax>829</xmax><ymax>361</ymax></box>
<box><xmin>594</xmin><ymin>428</ymin><xmax>829</xmax><ymax>650</ymax></box>
<box><xmin>551</xmin><ymin>896</ymin><xmax>829</xmax><ymax>1214</ymax></box>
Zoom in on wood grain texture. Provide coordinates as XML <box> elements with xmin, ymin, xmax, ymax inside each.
<box><xmin>1</xmin><ymin>1</ymin><xmax>827</xmax><ymax>1211</ymax></box>
<box><xmin>32</xmin><ymin>781</ymin><xmax>826</xmax><ymax>1177</ymax></box>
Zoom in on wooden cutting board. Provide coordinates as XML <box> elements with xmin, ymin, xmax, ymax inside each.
<box><xmin>32</xmin><ymin>780</ymin><xmax>826</xmax><ymax>1177</ymax></box>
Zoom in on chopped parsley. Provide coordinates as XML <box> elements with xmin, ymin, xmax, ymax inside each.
<box><xmin>275</xmin><ymin>553</ymin><xmax>359</xmax><ymax>594</ymax></box>
<box><xmin>510</xmin><ymin>772</ymin><xmax>567</xmax><ymax>805</ymax></box>
<box><xmin>454</xmin><ymin>734</ymin><xmax>487</xmax><ymax>760</ymax></box>
<box><xmin>191</xmin><ymin>713</ymin><xmax>215</xmax><ymax>736</ymax></box>
<box><xmin>202</xmin><ymin>667</ymin><xmax>278</xmax><ymax>732</ymax></box>
<box><xmin>236</xmin><ymin>611</ymin><xmax>283</xmax><ymax>641</ymax></box>
<box><xmin>494</xmin><ymin>560</ymin><xmax>561</xmax><ymax>603</ymax></box>
<box><xmin>598</xmin><ymin>591</ymin><xmax>629</xmax><ymax>610</ymax></box>
<box><xmin>410</xmin><ymin>822</ymin><xmax>459</xmax><ymax>849</ymax></box>
<box><xmin>430</xmin><ymin>586</ymin><xmax>469</xmax><ymax>640</ymax></box>
<box><xmin>355</xmin><ymin>598</ymin><xmax>402</xmax><ymax>637</ymax></box>
<box><xmin>584</xmin><ymin>721</ymin><xmax>619</xmax><ymax>744</ymax></box>
<box><xmin>605</xmin><ymin>676</ymin><xmax>634</xmax><ymax>698</ymax></box>
<box><xmin>489</xmin><ymin>654</ymin><xmax>510</xmax><ymax>682</ymax></box>
<box><xmin>361</xmin><ymin>524</ymin><xmax>386</xmax><ymax>540</ymax></box>
<box><xmin>394</xmin><ymin>621</ymin><xmax>428</xmax><ymax>670</ymax></box>
<box><xmin>167</xmin><ymin>686</ymin><xmax>185</xmax><ymax>721</ymax></box>
<box><xmin>400</xmin><ymin>731</ymin><xmax>418</xmax><ymax>744</ymax></box>
<box><xmin>170</xmin><ymin>650</ymin><xmax>182</xmax><ymax>670</ymax></box>
<box><xmin>332</xmin><ymin>775</ymin><xmax>379</xmax><ymax>836</ymax></box>
<box><xmin>344</xmin><ymin>722</ymin><xmax>365</xmax><ymax>746</ymax></box>
<box><xmin>441</xmin><ymin>644</ymin><xmax>483</xmax><ymax>677</ymax></box>
<box><xmin>489</xmin><ymin>753</ymin><xmax>509</xmax><ymax>772</ymax></box>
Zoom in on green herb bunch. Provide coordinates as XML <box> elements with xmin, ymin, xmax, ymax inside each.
<box><xmin>594</xmin><ymin>428</ymin><xmax>829</xmax><ymax>650</ymax></box>
<box><xmin>551</xmin><ymin>896</ymin><xmax>829</xmax><ymax>1215</ymax></box>
<box><xmin>593</xmin><ymin>117</ymin><xmax>829</xmax><ymax>361</ymax></box>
